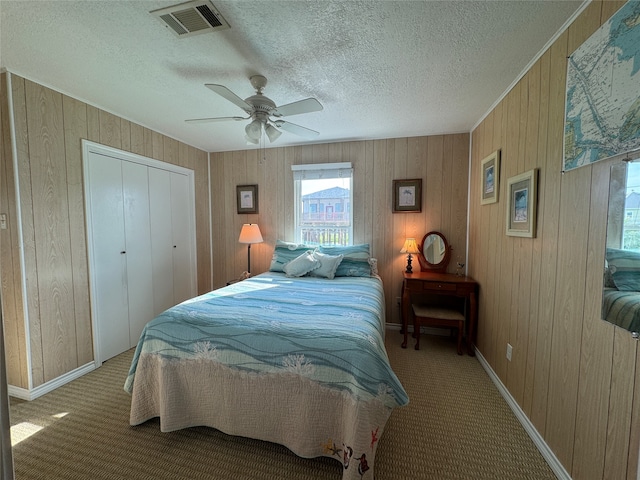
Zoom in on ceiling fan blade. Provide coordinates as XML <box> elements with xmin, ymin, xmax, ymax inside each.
<box><xmin>185</xmin><ymin>116</ymin><xmax>248</xmax><ymax>124</ymax></box>
<box><xmin>272</xmin><ymin>98</ymin><xmax>323</xmax><ymax>118</ymax></box>
<box><xmin>205</xmin><ymin>84</ymin><xmax>252</xmax><ymax>112</ymax></box>
<box><xmin>274</xmin><ymin>120</ymin><xmax>319</xmax><ymax>139</ymax></box>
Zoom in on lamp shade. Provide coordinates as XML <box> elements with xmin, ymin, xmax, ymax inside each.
<box><xmin>400</xmin><ymin>238</ymin><xmax>419</xmax><ymax>254</ymax></box>
<box><xmin>245</xmin><ymin>119</ymin><xmax>262</xmax><ymax>142</ymax></box>
<box><xmin>244</xmin><ymin>134</ymin><xmax>259</xmax><ymax>145</ymax></box>
<box><xmin>265</xmin><ymin>123</ymin><xmax>282</xmax><ymax>142</ymax></box>
<box><xmin>239</xmin><ymin>224</ymin><xmax>263</xmax><ymax>244</ymax></box>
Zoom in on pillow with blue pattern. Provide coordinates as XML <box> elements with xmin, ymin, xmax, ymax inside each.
<box><xmin>269</xmin><ymin>240</ymin><xmax>314</xmax><ymax>272</ymax></box>
<box><xmin>319</xmin><ymin>244</ymin><xmax>371</xmax><ymax>277</ymax></box>
<box><xmin>606</xmin><ymin>247</ymin><xmax>640</xmax><ymax>291</ymax></box>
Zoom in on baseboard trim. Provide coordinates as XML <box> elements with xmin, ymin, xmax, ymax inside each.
<box><xmin>8</xmin><ymin>362</ymin><xmax>96</xmax><ymax>401</ymax></box>
<box><xmin>475</xmin><ymin>348</ymin><xmax>571</xmax><ymax>480</ymax></box>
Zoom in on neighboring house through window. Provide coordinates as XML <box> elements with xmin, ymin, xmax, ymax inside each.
<box><xmin>623</xmin><ymin>162</ymin><xmax>640</xmax><ymax>249</ymax></box>
<box><xmin>292</xmin><ymin>162</ymin><xmax>353</xmax><ymax>245</ymax></box>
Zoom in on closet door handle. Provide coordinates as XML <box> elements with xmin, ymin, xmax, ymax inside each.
<box><xmin>120</xmin><ymin>251</ymin><xmax>126</xmax><ymax>254</ymax></box>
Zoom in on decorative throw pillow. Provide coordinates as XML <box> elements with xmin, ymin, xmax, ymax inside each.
<box><xmin>283</xmin><ymin>251</ymin><xmax>320</xmax><ymax>277</ymax></box>
<box><xmin>310</xmin><ymin>251</ymin><xmax>344</xmax><ymax>279</ymax></box>
<box><xmin>269</xmin><ymin>240</ymin><xmax>313</xmax><ymax>272</ymax></box>
<box><xmin>368</xmin><ymin>257</ymin><xmax>379</xmax><ymax>276</ymax></box>
<box><xmin>606</xmin><ymin>247</ymin><xmax>640</xmax><ymax>291</ymax></box>
<box><xmin>319</xmin><ymin>244</ymin><xmax>371</xmax><ymax>277</ymax></box>
<box><xmin>603</xmin><ymin>259</ymin><xmax>616</xmax><ymax>288</ymax></box>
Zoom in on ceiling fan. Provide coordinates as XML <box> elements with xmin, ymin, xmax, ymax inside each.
<box><xmin>186</xmin><ymin>75</ymin><xmax>323</xmax><ymax>145</ymax></box>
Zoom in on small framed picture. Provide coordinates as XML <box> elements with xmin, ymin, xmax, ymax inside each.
<box><xmin>506</xmin><ymin>169</ymin><xmax>538</xmax><ymax>237</ymax></box>
<box><xmin>236</xmin><ymin>184</ymin><xmax>258</xmax><ymax>214</ymax></box>
<box><xmin>393</xmin><ymin>179</ymin><xmax>422</xmax><ymax>213</ymax></box>
<box><xmin>480</xmin><ymin>150</ymin><xmax>500</xmax><ymax>205</ymax></box>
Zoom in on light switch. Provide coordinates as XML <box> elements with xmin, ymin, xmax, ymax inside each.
<box><xmin>0</xmin><ymin>214</ymin><xmax>6</xmax><ymax>230</ymax></box>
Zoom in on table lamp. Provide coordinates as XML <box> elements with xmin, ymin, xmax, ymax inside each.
<box><xmin>400</xmin><ymin>238</ymin><xmax>419</xmax><ymax>273</ymax></box>
<box><xmin>238</xmin><ymin>223</ymin><xmax>263</xmax><ymax>274</ymax></box>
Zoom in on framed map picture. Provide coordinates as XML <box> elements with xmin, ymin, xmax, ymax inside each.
<box><xmin>563</xmin><ymin>0</ymin><xmax>640</xmax><ymax>172</ymax></box>
<box><xmin>506</xmin><ymin>169</ymin><xmax>538</xmax><ymax>238</ymax></box>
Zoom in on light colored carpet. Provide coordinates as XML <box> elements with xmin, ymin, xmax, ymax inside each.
<box><xmin>9</xmin><ymin>332</ymin><xmax>555</xmax><ymax>479</ymax></box>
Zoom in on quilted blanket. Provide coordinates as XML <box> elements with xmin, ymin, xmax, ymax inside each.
<box><xmin>125</xmin><ymin>272</ymin><xmax>408</xmax><ymax>480</ymax></box>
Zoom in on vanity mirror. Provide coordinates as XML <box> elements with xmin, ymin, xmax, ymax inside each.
<box><xmin>603</xmin><ymin>160</ymin><xmax>640</xmax><ymax>336</ymax></box>
<box><xmin>417</xmin><ymin>231</ymin><xmax>451</xmax><ymax>273</ymax></box>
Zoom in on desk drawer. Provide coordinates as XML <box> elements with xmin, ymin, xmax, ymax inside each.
<box><xmin>423</xmin><ymin>282</ymin><xmax>456</xmax><ymax>293</ymax></box>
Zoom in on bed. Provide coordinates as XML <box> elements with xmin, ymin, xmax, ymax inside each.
<box><xmin>602</xmin><ymin>287</ymin><xmax>640</xmax><ymax>332</ymax></box>
<box><xmin>124</xmin><ymin>268</ymin><xmax>408</xmax><ymax>480</ymax></box>
<box><xmin>602</xmin><ymin>247</ymin><xmax>640</xmax><ymax>333</ymax></box>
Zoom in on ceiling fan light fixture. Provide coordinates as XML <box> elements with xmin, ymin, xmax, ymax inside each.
<box><xmin>245</xmin><ymin>119</ymin><xmax>262</xmax><ymax>142</ymax></box>
<box><xmin>265</xmin><ymin>124</ymin><xmax>282</xmax><ymax>143</ymax></box>
<box><xmin>187</xmin><ymin>75</ymin><xmax>323</xmax><ymax>144</ymax></box>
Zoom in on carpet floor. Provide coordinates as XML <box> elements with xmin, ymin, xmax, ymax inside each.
<box><xmin>9</xmin><ymin>332</ymin><xmax>555</xmax><ymax>479</ymax></box>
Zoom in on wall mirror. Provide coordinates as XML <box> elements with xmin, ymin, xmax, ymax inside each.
<box><xmin>603</xmin><ymin>160</ymin><xmax>640</xmax><ymax>335</ymax></box>
<box><xmin>418</xmin><ymin>231</ymin><xmax>451</xmax><ymax>273</ymax></box>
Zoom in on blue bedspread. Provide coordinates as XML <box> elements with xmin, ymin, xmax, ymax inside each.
<box><xmin>602</xmin><ymin>287</ymin><xmax>640</xmax><ymax>333</ymax></box>
<box><xmin>124</xmin><ymin>272</ymin><xmax>408</xmax><ymax>409</ymax></box>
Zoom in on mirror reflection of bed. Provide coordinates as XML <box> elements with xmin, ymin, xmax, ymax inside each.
<box><xmin>603</xmin><ymin>160</ymin><xmax>640</xmax><ymax>336</ymax></box>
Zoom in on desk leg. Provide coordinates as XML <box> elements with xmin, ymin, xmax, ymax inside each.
<box><xmin>467</xmin><ymin>291</ymin><xmax>478</xmax><ymax>356</ymax></box>
<box><xmin>401</xmin><ymin>282</ymin><xmax>409</xmax><ymax>349</ymax></box>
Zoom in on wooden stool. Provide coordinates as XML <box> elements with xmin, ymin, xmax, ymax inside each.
<box><xmin>412</xmin><ymin>304</ymin><xmax>465</xmax><ymax>354</ymax></box>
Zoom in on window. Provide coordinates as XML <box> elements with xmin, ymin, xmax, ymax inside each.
<box><xmin>623</xmin><ymin>162</ymin><xmax>640</xmax><ymax>249</ymax></box>
<box><xmin>292</xmin><ymin>162</ymin><xmax>353</xmax><ymax>246</ymax></box>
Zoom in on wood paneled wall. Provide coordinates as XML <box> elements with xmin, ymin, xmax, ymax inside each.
<box><xmin>468</xmin><ymin>1</ymin><xmax>640</xmax><ymax>478</ymax></box>
<box><xmin>0</xmin><ymin>74</ymin><xmax>211</xmax><ymax>389</ymax></box>
<box><xmin>0</xmin><ymin>73</ymin><xmax>28</xmax><ymax>389</ymax></box>
<box><xmin>210</xmin><ymin>134</ymin><xmax>470</xmax><ymax>325</ymax></box>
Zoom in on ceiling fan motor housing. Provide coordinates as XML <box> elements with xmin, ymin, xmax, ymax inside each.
<box><xmin>245</xmin><ymin>94</ymin><xmax>276</xmax><ymax>114</ymax></box>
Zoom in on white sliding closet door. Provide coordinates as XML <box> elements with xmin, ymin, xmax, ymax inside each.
<box><xmin>84</xmin><ymin>140</ymin><xmax>197</xmax><ymax>366</ymax></box>
<box><xmin>149</xmin><ymin>168</ymin><xmax>175</xmax><ymax>316</ymax></box>
<box><xmin>171</xmin><ymin>172</ymin><xmax>193</xmax><ymax>305</ymax></box>
<box><xmin>122</xmin><ymin>161</ymin><xmax>154</xmax><ymax>346</ymax></box>
<box><xmin>87</xmin><ymin>153</ymin><xmax>130</xmax><ymax>362</ymax></box>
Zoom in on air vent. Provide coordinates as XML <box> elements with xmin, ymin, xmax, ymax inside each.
<box><xmin>151</xmin><ymin>0</ymin><xmax>230</xmax><ymax>38</ymax></box>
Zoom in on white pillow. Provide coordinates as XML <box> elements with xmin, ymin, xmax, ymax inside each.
<box><xmin>311</xmin><ymin>251</ymin><xmax>344</xmax><ymax>279</ymax></box>
<box><xmin>283</xmin><ymin>251</ymin><xmax>320</xmax><ymax>277</ymax></box>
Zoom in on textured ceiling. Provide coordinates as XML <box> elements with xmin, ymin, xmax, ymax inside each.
<box><xmin>0</xmin><ymin>0</ymin><xmax>586</xmax><ymax>153</ymax></box>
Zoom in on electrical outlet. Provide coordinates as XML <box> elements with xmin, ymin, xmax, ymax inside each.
<box><xmin>506</xmin><ymin>343</ymin><xmax>513</xmax><ymax>361</ymax></box>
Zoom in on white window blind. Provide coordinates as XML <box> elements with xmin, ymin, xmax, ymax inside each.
<box><xmin>291</xmin><ymin>162</ymin><xmax>352</xmax><ymax>180</ymax></box>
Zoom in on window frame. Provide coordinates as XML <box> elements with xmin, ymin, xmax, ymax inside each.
<box><xmin>292</xmin><ymin>162</ymin><xmax>353</xmax><ymax>246</ymax></box>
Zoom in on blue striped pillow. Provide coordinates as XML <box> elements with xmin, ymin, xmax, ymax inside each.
<box><xmin>269</xmin><ymin>240</ymin><xmax>313</xmax><ymax>272</ymax></box>
<box><xmin>606</xmin><ymin>247</ymin><xmax>640</xmax><ymax>291</ymax></box>
<box><xmin>319</xmin><ymin>244</ymin><xmax>371</xmax><ymax>277</ymax></box>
